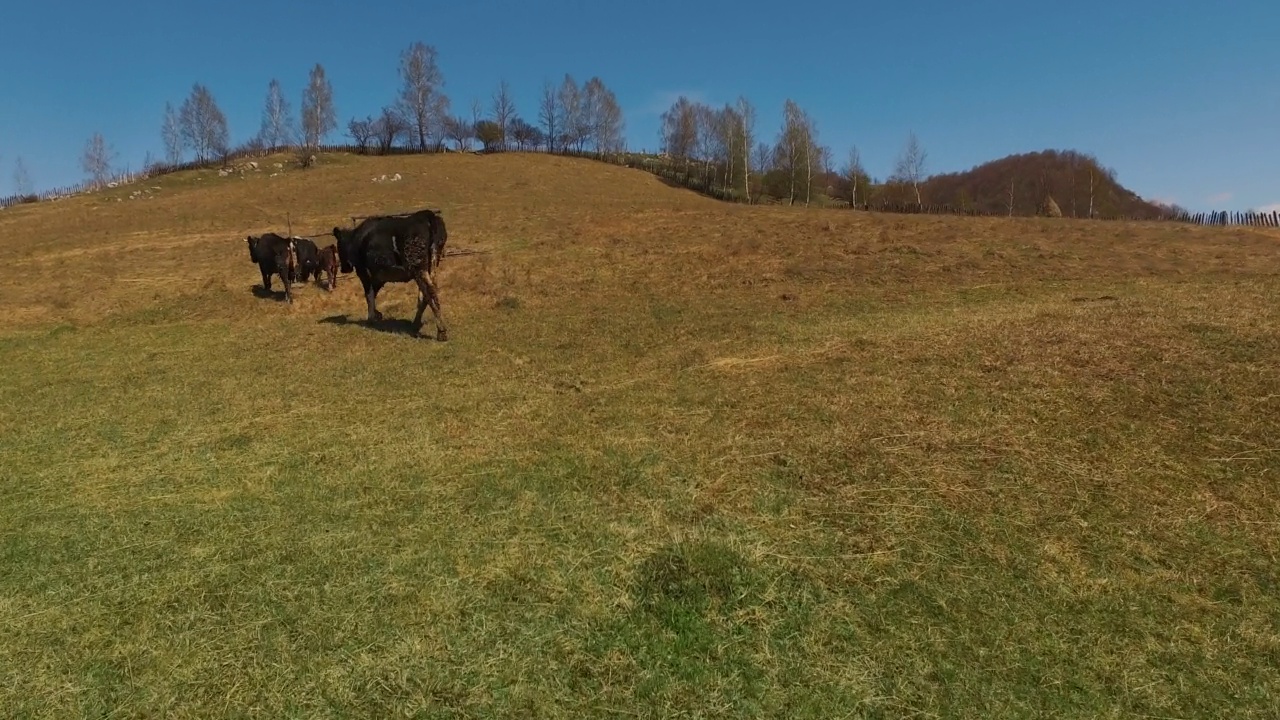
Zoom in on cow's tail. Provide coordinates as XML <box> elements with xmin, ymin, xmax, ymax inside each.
<box><xmin>430</xmin><ymin>213</ymin><xmax>448</xmax><ymax>272</ymax></box>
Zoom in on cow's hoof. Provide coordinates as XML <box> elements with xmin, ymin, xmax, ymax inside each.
<box><xmin>436</xmin><ymin>329</ymin><xmax>449</xmax><ymax>342</ymax></box>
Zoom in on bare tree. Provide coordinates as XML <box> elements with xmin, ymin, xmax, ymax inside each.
<box><xmin>373</xmin><ymin>107</ymin><xmax>408</xmax><ymax>154</ymax></box>
<box><xmin>842</xmin><ymin>146</ymin><xmax>866</xmax><ymax>207</ymax></box>
<box><xmin>301</xmin><ymin>64</ymin><xmax>336</xmax><ymax>149</ymax></box>
<box><xmin>491</xmin><ymin>80</ymin><xmax>516</xmax><ymax>151</ymax></box>
<box><xmin>259</xmin><ymin>79</ymin><xmax>295</xmax><ymax>149</ymax></box>
<box><xmin>509</xmin><ymin>118</ymin><xmax>540</xmax><ymax>150</ymax></box>
<box><xmin>660</xmin><ymin>96</ymin><xmax>700</xmax><ymax>166</ymax></box>
<box><xmin>577</xmin><ymin>78</ymin><xmax>600</xmax><ymax>151</ymax></box>
<box><xmin>162</xmin><ymin>102</ymin><xmax>182</xmax><ymax>165</ymax></box>
<box><xmin>584</xmin><ymin>77</ymin><xmax>624</xmax><ymax>153</ymax></box>
<box><xmin>1088</xmin><ymin>168</ymin><xmax>1095</xmax><ymax>218</ymax></box>
<box><xmin>347</xmin><ymin>116</ymin><xmax>375</xmax><ymax>154</ymax></box>
<box><xmin>802</xmin><ymin>118</ymin><xmax>822</xmax><ymax>206</ymax></box>
<box><xmin>445</xmin><ymin>115</ymin><xmax>473</xmax><ymax>151</ymax></box>
<box><xmin>706</xmin><ymin>104</ymin><xmax>740</xmax><ymax>193</ymax></box>
<box><xmin>1008</xmin><ymin>178</ymin><xmax>1016</xmax><ymax>217</ymax></box>
<box><xmin>894</xmin><ymin>131</ymin><xmax>928</xmax><ymax>205</ymax></box>
<box><xmin>397</xmin><ymin>42</ymin><xmax>448</xmax><ymax>151</ymax></box>
<box><xmin>538</xmin><ymin>81</ymin><xmax>559</xmax><ymax>153</ymax></box>
<box><xmin>751</xmin><ymin>142</ymin><xmax>772</xmax><ymax>198</ymax></box>
<box><xmin>1068</xmin><ymin>152</ymin><xmax>1078</xmax><ymax>217</ymax></box>
<box><xmin>81</xmin><ymin>132</ymin><xmax>114</xmax><ymax>188</ymax></box>
<box><xmin>736</xmin><ymin>97</ymin><xmax>756</xmax><ymax>202</ymax></box>
<box><xmin>178</xmin><ymin>83</ymin><xmax>229</xmax><ymax>163</ymax></box>
<box><xmin>13</xmin><ymin>157</ymin><xmax>33</xmax><ymax>197</ymax></box>
<box><xmin>774</xmin><ymin>99</ymin><xmax>814</xmax><ymax>206</ymax></box>
<box><xmin>557</xmin><ymin>75</ymin><xmax>584</xmax><ymax>151</ymax></box>
<box><xmin>817</xmin><ymin>145</ymin><xmax>834</xmax><ymax>201</ymax></box>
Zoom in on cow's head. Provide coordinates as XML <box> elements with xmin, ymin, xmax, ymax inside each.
<box><xmin>333</xmin><ymin>227</ymin><xmax>355</xmax><ymax>274</ymax></box>
<box><xmin>245</xmin><ymin>235</ymin><xmax>260</xmax><ymax>262</ymax></box>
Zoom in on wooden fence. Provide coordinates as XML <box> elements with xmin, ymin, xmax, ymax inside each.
<box><xmin>1160</xmin><ymin>210</ymin><xmax>1280</xmax><ymax>227</ymax></box>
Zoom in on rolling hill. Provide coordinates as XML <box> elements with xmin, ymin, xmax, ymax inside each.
<box><xmin>920</xmin><ymin>149</ymin><xmax>1170</xmax><ymax>218</ymax></box>
<box><xmin>1</xmin><ymin>151</ymin><xmax>1278</xmax><ymax>718</ymax></box>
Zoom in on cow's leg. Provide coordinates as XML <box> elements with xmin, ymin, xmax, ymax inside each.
<box><xmin>412</xmin><ymin>271</ymin><xmax>447</xmax><ymax>341</ymax></box>
<box><xmin>282</xmin><ymin>270</ymin><xmax>293</xmax><ymax>304</ymax></box>
<box><xmin>356</xmin><ymin>271</ymin><xmax>382</xmax><ymax>321</ymax></box>
<box><xmin>261</xmin><ymin>267</ymin><xmax>272</xmax><ymax>292</ymax></box>
<box><xmin>366</xmin><ymin>282</ymin><xmax>385</xmax><ymax>322</ymax></box>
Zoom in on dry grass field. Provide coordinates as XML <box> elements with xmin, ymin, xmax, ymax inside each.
<box><xmin>2</xmin><ymin>151</ymin><xmax>1279</xmax><ymax>718</ymax></box>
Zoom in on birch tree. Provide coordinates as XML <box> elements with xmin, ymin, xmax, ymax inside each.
<box><xmin>81</xmin><ymin>132</ymin><xmax>113</xmax><ymax>188</ymax></box>
<box><xmin>583</xmin><ymin>77</ymin><xmax>624</xmax><ymax>153</ymax></box>
<box><xmin>162</xmin><ymin>102</ymin><xmax>182</xmax><ymax>164</ymax></box>
<box><xmin>178</xmin><ymin>83</ymin><xmax>229</xmax><ymax>162</ymax></box>
<box><xmin>259</xmin><ymin>79</ymin><xmax>295</xmax><ymax>149</ymax></box>
<box><xmin>735</xmin><ymin>96</ymin><xmax>756</xmax><ymax>202</ymax></box>
<box><xmin>802</xmin><ymin>118</ymin><xmax>822</xmax><ymax>206</ymax></box>
<box><xmin>842</xmin><ymin>146</ymin><xmax>866</xmax><ymax>207</ymax></box>
<box><xmin>714</xmin><ymin>105</ymin><xmax>741</xmax><ymax>194</ymax></box>
<box><xmin>397</xmin><ymin>42</ymin><xmax>448</xmax><ymax>151</ymax></box>
<box><xmin>557</xmin><ymin>75</ymin><xmax>584</xmax><ymax>151</ymax></box>
<box><xmin>894</xmin><ymin>131</ymin><xmax>928</xmax><ymax>205</ymax></box>
<box><xmin>774</xmin><ymin>99</ymin><xmax>813</xmax><ymax>205</ymax></box>
<box><xmin>660</xmin><ymin>96</ymin><xmax>700</xmax><ymax>167</ymax></box>
<box><xmin>301</xmin><ymin>64</ymin><xmax>336</xmax><ymax>148</ymax></box>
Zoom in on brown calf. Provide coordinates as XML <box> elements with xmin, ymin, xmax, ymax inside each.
<box><xmin>317</xmin><ymin>244</ymin><xmax>339</xmax><ymax>290</ymax></box>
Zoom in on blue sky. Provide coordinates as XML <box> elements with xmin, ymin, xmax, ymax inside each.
<box><xmin>1</xmin><ymin>0</ymin><xmax>1276</xmax><ymax>212</ymax></box>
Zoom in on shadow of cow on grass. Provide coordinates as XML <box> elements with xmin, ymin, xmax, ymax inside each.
<box><xmin>317</xmin><ymin>314</ymin><xmax>421</xmax><ymax>337</ymax></box>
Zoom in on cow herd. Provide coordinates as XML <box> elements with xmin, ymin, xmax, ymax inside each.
<box><xmin>245</xmin><ymin>207</ymin><xmax>450</xmax><ymax>341</ymax></box>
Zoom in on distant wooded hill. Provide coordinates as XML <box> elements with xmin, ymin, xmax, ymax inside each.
<box><xmin>917</xmin><ymin>150</ymin><xmax>1169</xmax><ymax>219</ymax></box>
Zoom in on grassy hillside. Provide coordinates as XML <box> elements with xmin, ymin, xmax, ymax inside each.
<box><xmin>2</xmin><ymin>151</ymin><xmax>1279</xmax><ymax>718</ymax></box>
<box><xmin>922</xmin><ymin>150</ymin><xmax>1167</xmax><ymax>218</ymax></box>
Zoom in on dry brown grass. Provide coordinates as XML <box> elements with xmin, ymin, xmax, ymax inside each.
<box><xmin>1</xmin><ymin>150</ymin><xmax>1275</xmax><ymax>332</ymax></box>
<box><xmin>1</xmin><ymin>151</ymin><xmax>1279</xmax><ymax>718</ymax></box>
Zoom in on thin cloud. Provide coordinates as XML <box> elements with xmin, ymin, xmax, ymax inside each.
<box><xmin>1258</xmin><ymin>203</ymin><xmax>1280</xmax><ymax>214</ymax></box>
<box><xmin>1207</xmin><ymin>192</ymin><xmax>1233</xmax><ymax>205</ymax></box>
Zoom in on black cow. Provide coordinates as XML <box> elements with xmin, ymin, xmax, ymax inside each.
<box><xmin>245</xmin><ymin>233</ymin><xmax>297</xmax><ymax>303</ymax></box>
<box><xmin>333</xmin><ymin>208</ymin><xmax>449</xmax><ymax>340</ymax></box>
<box><xmin>290</xmin><ymin>237</ymin><xmax>322</xmax><ymax>284</ymax></box>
